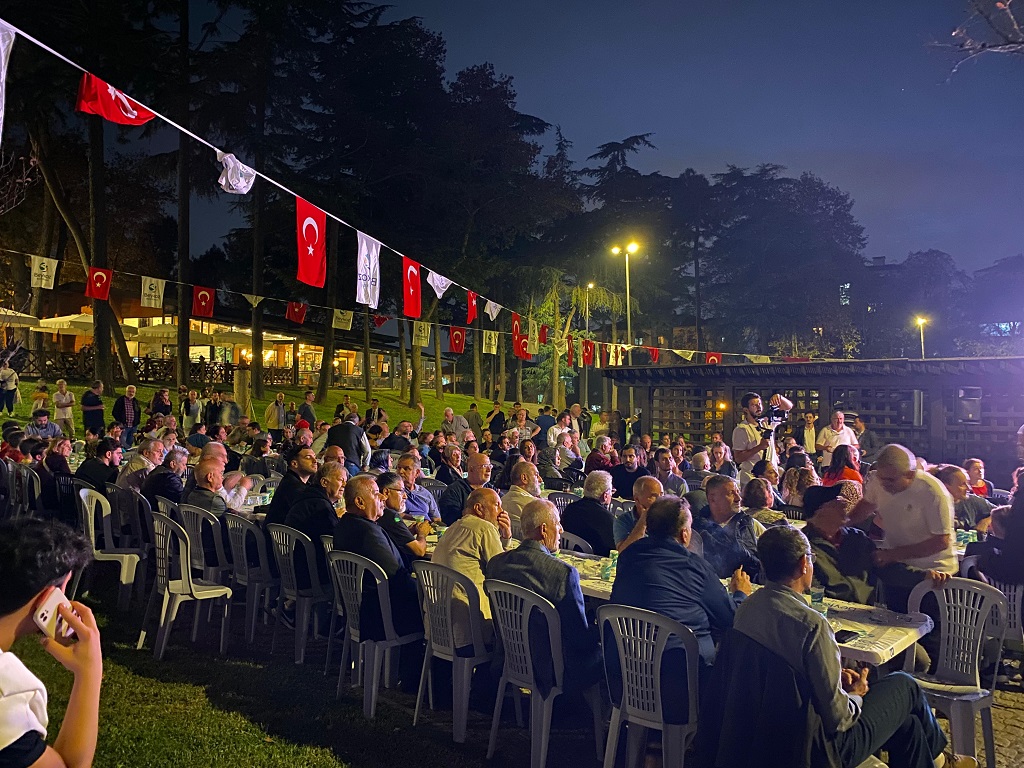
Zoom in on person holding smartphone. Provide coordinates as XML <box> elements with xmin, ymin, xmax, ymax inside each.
<box><xmin>0</xmin><ymin>519</ymin><xmax>102</xmax><ymax>768</ymax></box>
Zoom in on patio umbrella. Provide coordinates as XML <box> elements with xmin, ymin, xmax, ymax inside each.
<box><xmin>136</xmin><ymin>323</ymin><xmax>213</xmax><ymax>345</ymax></box>
<box><xmin>210</xmin><ymin>330</ymin><xmax>253</xmax><ymax>346</ymax></box>
<box><xmin>39</xmin><ymin>313</ymin><xmax>94</xmax><ymax>332</ymax></box>
<box><xmin>0</xmin><ymin>308</ymin><xmax>42</xmax><ymax>327</ymax></box>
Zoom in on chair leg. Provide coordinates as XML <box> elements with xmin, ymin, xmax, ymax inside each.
<box><xmin>513</xmin><ymin>687</ymin><xmax>526</xmax><ymax>728</ymax></box>
<box><xmin>531</xmin><ymin>694</ymin><xmax>555</xmax><ymax>768</ymax></box>
<box><xmin>663</xmin><ymin>724</ymin><xmax>686</xmax><ymax>768</ymax></box>
<box><xmin>191</xmin><ymin>596</ymin><xmax>204</xmax><ymax>643</ymax></box>
<box><xmin>384</xmin><ymin>647</ymin><xmax>398</xmax><ymax>688</ymax></box>
<box><xmin>136</xmin><ymin>582</ymin><xmax>161</xmax><ymax>650</ymax></box>
<box><xmin>625</xmin><ymin>724</ymin><xmax>649</xmax><ymax>768</ymax></box>
<box><xmin>948</xmin><ymin>700</ymin><xmax>978</xmax><ymax>760</ymax></box>
<box><xmin>219</xmin><ymin>597</ymin><xmax>230</xmax><ymax>656</ymax></box>
<box><xmin>585</xmin><ymin>684</ymin><xmax>605</xmax><ymax>760</ymax></box>
<box><xmin>603</xmin><ymin>708</ymin><xmax>623</xmax><ymax>768</ymax></box>
<box><xmin>337</xmin><ymin>631</ymin><xmax>352</xmax><ymax>698</ymax></box>
<box><xmin>245</xmin><ymin>583</ymin><xmax>260</xmax><ymax>645</ymax></box>
<box><xmin>413</xmin><ymin>645</ymin><xmax>432</xmax><ymax>728</ymax></box>
<box><xmin>364</xmin><ymin>642</ymin><xmax>384</xmax><ymax>719</ymax></box>
<box><xmin>487</xmin><ymin>679</ymin><xmax>508</xmax><ymax>759</ymax></box>
<box><xmin>324</xmin><ymin>608</ymin><xmax>338</xmax><ymax>675</ymax></box>
<box><xmin>135</xmin><ymin>559</ymin><xmax>149</xmax><ymax>602</ymax></box>
<box><xmin>270</xmin><ymin>595</ymin><xmax>281</xmax><ymax>655</ymax></box>
<box><xmin>295</xmin><ymin>597</ymin><xmax>312</xmax><ymax>665</ymax></box>
<box><xmin>981</xmin><ymin>705</ymin><xmax>996</xmax><ymax>768</ymax></box>
<box><xmin>452</xmin><ymin>658</ymin><xmax>472</xmax><ymax>743</ymax></box>
<box><xmin>117</xmin><ymin>558</ymin><xmax>139</xmax><ymax>611</ymax></box>
<box><xmin>155</xmin><ymin>594</ymin><xmax>182</xmax><ymax>661</ymax></box>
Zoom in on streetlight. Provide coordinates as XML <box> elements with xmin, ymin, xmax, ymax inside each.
<box><xmin>611</xmin><ymin>242</ymin><xmax>639</xmax><ymax>414</ymax></box>
<box><xmin>915</xmin><ymin>316</ymin><xmax>927</xmax><ymax>359</ymax></box>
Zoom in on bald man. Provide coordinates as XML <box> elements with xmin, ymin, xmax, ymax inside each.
<box><xmin>182</xmin><ymin>441</ymin><xmax>252</xmax><ymax>510</ymax></box>
<box><xmin>498</xmin><ymin>460</ymin><xmax>543</xmax><ymax>538</ymax></box>
<box><xmin>861</xmin><ymin>444</ymin><xmax>957</xmax><ymax>574</ymax></box>
<box><xmin>613</xmin><ymin>476</ymin><xmax>665</xmax><ymax>553</ymax></box>
<box><xmin>438</xmin><ymin>451</ymin><xmax>494</xmax><ymax>526</ymax></box>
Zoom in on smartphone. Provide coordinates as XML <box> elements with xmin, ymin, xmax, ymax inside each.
<box><xmin>834</xmin><ymin>629</ymin><xmax>859</xmax><ymax>645</ymax></box>
<box><xmin>33</xmin><ymin>588</ymin><xmax>76</xmax><ymax>641</ymax></box>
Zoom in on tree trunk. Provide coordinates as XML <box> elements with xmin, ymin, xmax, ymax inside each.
<box><xmin>87</xmin><ymin>116</ymin><xmax>112</xmax><ymax>383</ymax></box>
<box><xmin>362</xmin><ymin>306</ymin><xmax>372</xmax><ymax>400</ymax></box>
<box><xmin>433</xmin><ymin>313</ymin><xmax>444</xmax><ymax>400</ymax></box>
<box><xmin>397</xmin><ymin>319</ymin><xmax>408</xmax><ymax>402</ymax></box>
<box><xmin>409</xmin><ymin>325</ymin><xmax>423</xmax><ymax>403</ymax></box>
<box><xmin>497</xmin><ymin>333</ymin><xmax>506</xmax><ymax>402</ymax></box>
<box><xmin>550</xmin><ymin>284</ymin><xmax>560</xmax><ymax>409</ymax></box>
<box><xmin>693</xmin><ymin>225</ymin><xmax>703</xmax><ymax>351</ymax></box>
<box><xmin>315</xmin><ymin>220</ymin><xmax>339</xmax><ymax>403</ymax></box>
<box><xmin>249</xmin><ymin>51</ymin><xmax>268</xmax><ymax>399</ymax></box>
<box><xmin>175</xmin><ymin>0</ymin><xmax>191</xmax><ymax>387</ymax></box>
<box><xmin>472</xmin><ymin>315</ymin><xmax>483</xmax><ymax>400</ymax></box>
<box><xmin>30</xmin><ymin>187</ymin><xmax>56</xmax><ymax>356</ymax></box>
<box><xmin>515</xmin><ymin>356</ymin><xmax>523</xmax><ymax>403</ymax></box>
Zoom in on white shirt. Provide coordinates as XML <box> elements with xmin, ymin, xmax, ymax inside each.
<box><xmin>864</xmin><ymin>470</ymin><xmax>957</xmax><ymax>573</ymax></box>
<box><xmin>732</xmin><ymin>421</ymin><xmax>777</xmax><ymax>474</ymax></box>
<box><xmin>815</xmin><ymin>425</ymin><xmax>858</xmax><ymax>466</ymax></box>
<box><xmin>547</xmin><ymin>424</ymin><xmax>569</xmax><ymax>447</ymax></box>
<box><xmin>0</xmin><ymin>649</ymin><xmax>48</xmax><ymax>751</ymax></box>
<box><xmin>500</xmin><ymin>484</ymin><xmax>540</xmax><ymax>538</ymax></box>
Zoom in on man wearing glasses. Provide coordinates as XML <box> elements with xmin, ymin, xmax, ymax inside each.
<box><xmin>375</xmin><ymin>472</ymin><xmax>432</xmax><ymax>568</ymax></box>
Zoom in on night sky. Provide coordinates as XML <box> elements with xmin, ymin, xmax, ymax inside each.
<box><xmin>384</xmin><ymin>0</ymin><xmax>1024</xmax><ymax>273</ymax></box>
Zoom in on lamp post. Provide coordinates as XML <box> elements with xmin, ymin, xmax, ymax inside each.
<box><xmin>915</xmin><ymin>316</ymin><xmax>927</xmax><ymax>359</ymax></box>
<box><xmin>583</xmin><ymin>282</ymin><xmax>593</xmax><ymax>408</ymax></box>
<box><xmin>611</xmin><ymin>242</ymin><xmax>639</xmax><ymax>415</ymax></box>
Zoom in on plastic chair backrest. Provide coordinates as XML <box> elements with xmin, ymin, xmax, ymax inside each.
<box><xmin>543</xmin><ymin>477</ymin><xmax>572</xmax><ymax>492</ymax></box>
<box><xmin>131</xmin><ymin>489</ymin><xmax>156</xmax><ymax>549</ymax></box>
<box><xmin>54</xmin><ymin>473</ymin><xmax>79</xmax><ymax>521</ymax></box>
<box><xmin>155</xmin><ymin>495</ymin><xmax>178</xmax><ymax>518</ymax></box>
<box><xmin>106</xmin><ymin>483</ymin><xmax>144</xmax><ymax>549</ymax></box>
<box><xmin>484</xmin><ymin>579</ymin><xmax>564</xmax><ymax>692</ymax></box>
<box><xmin>962</xmin><ymin>556</ymin><xmax>1024</xmax><ymax>641</ymax></box>
<box><xmin>177</xmin><ymin>503</ymin><xmax>227</xmax><ymax>574</ymax></box>
<box><xmin>78</xmin><ymin>488</ymin><xmax>115</xmax><ymax>553</ymax></box>
<box><xmin>319</xmin><ymin>534</ymin><xmax>333</xmax><ymax>562</ymax></box>
<box><xmin>780</xmin><ymin>505</ymin><xmax>804</xmax><ymax>521</ymax></box>
<box><xmin>329</xmin><ymin>550</ymin><xmax>402</xmax><ymax>640</ymax></box>
<box><xmin>151</xmin><ymin>511</ymin><xmax>196</xmax><ymax>595</ymax></box>
<box><xmin>269</xmin><ymin>471</ymin><xmax>283</xmax><ymax>481</ymax></box>
<box><xmin>223</xmin><ymin>513</ymin><xmax>273</xmax><ymax>584</ymax></box>
<box><xmin>907</xmin><ymin>576</ymin><xmax>1008</xmax><ymax>687</ymax></box>
<box><xmin>266</xmin><ymin>523</ymin><xmax>327</xmax><ymax>601</ymax></box>
<box><xmin>413</xmin><ymin>561</ymin><xmax>487</xmax><ymax>658</ymax></box>
<box><xmin>428</xmin><ymin>486</ymin><xmax>445</xmax><ymax>504</ymax></box>
<box><xmin>559</xmin><ymin>531</ymin><xmax>594</xmax><ymax>554</ymax></box>
<box><xmin>245</xmin><ymin>474</ymin><xmax>265</xmax><ymax>488</ymax></box>
<box><xmin>417</xmin><ymin>478</ymin><xmax>447</xmax><ymax>490</ymax></box>
<box><xmin>18</xmin><ymin>465</ymin><xmax>41</xmax><ymax>516</ymax></box>
<box><xmin>598</xmin><ymin>604</ymin><xmax>700</xmax><ymax>727</ymax></box>
<box><xmin>260</xmin><ymin>478</ymin><xmax>279</xmax><ymax>493</ymax></box>
<box><xmin>548</xmin><ymin>491</ymin><xmax>578</xmax><ymax>514</ymax></box>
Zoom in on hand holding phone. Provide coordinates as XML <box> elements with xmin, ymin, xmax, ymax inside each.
<box><xmin>33</xmin><ymin>587</ymin><xmax>77</xmax><ymax>641</ymax></box>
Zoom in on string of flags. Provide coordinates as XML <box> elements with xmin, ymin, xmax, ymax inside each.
<box><xmin>0</xmin><ymin>19</ymin><xmax>820</xmax><ymax>370</ymax></box>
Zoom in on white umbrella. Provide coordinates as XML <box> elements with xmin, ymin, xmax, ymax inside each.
<box><xmin>39</xmin><ymin>313</ymin><xmax>94</xmax><ymax>332</ymax></box>
<box><xmin>0</xmin><ymin>308</ymin><xmax>41</xmax><ymax>327</ymax></box>
<box><xmin>137</xmin><ymin>323</ymin><xmax>213</xmax><ymax>345</ymax></box>
<box><xmin>211</xmin><ymin>330</ymin><xmax>253</xmax><ymax>346</ymax></box>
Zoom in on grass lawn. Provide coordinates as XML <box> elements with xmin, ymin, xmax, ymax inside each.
<box><xmin>14</xmin><ymin>579</ymin><xmax>597</xmax><ymax>768</ymax></box>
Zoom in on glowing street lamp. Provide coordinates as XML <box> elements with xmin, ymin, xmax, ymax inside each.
<box><xmin>611</xmin><ymin>242</ymin><xmax>640</xmax><ymax>413</ymax></box>
<box><xmin>915</xmin><ymin>316</ymin><xmax>927</xmax><ymax>359</ymax></box>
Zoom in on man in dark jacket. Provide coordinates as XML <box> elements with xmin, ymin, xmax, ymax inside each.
<box><xmin>561</xmin><ymin>470</ymin><xmax>617</xmax><ymax>556</ymax></box>
<box><xmin>438</xmin><ymin>453</ymin><xmax>494</xmax><ymax>526</ymax></box>
<box><xmin>284</xmin><ymin>463</ymin><xmax>345</xmax><ymax>589</ymax></box>
<box><xmin>326</xmin><ymin>413</ymin><xmax>368</xmax><ymax>476</ymax></box>
<box><xmin>264</xmin><ymin>445</ymin><xmax>317</xmax><ymax>526</ymax></box>
<box><xmin>111</xmin><ymin>384</ymin><xmax>141</xmax><ymax>448</ymax></box>
<box><xmin>74</xmin><ymin>437</ymin><xmax>122</xmax><ymax>493</ymax></box>
<box><xmin>140</xmin><ymin>446</ymin><xmax>188</xmax><ymax>509</ymax></box>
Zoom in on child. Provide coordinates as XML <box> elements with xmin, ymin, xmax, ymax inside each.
<box><xmin>31</xmin><ymin>382</ymin><xmax>49</xmax><ymax>412</ymax></box>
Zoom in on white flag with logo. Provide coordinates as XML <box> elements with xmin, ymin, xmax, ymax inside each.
<box><xmin>355</xmin><ymin>231</ymin><xmax>381</xmax><ymax>309</ymax></box>
<box><xmin>528</xmin><ymin>319</ymin><xmax>539</xmax><ymax>354</ymax></box>
<box><xmin>0</xmin><ymin>22</ymin><xmax>15</xmax><ymax>146</ymax></box>
<box><xmin>426</xmin><ymin>270</ymin><xmax>452</xmax><ymax>299</ymax></box>
<box><xmin>30</xmin><ymin>256</ymin><xmax>57</xmax><ymax>289</ymax></box>
<box><xmin>140</xmin><ymin>277</ymin><xmax>165</xmax><ymax>309</ymax></box>
<box><xmin>484</xmin><ymin>300</ymin><xmax>500</xmax><ymax>321</ymax></box>
<box><xmin>413</xmin><ymin>321</ymin><xmax>431</xmax><ymax>348</ymax></box>
<box><xmin>483</xmin><ymin>330</ymin><xmax>498</xmax><ymax>355</ymax></box>
<box><xmin>215</xmin><ymin>150</ymin><xmax>256</xmax><ymax>195</ymax></box>
<box><xmin>333</xmin><ymin>309</ymin><xmax>353</xmax><ymax>330</ymax></box>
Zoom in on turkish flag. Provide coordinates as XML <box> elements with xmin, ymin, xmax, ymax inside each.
<box><xmin>705</xmin><ymin>351</ymin><xmax>722</xmax><ymax>365</ymax></box>
<box><xmin>372</xmin><ymin>315</ymin><xmax>388</xmax><ymax>328</ymax></box>
<box><xmin>467</xmin><ymin>291</ymin><xmax>478</xmax><ymax>325</ymax></box>
<box><xmin>192</xmin><ymin>286</ymin><xmax>215</xmax><ymax>317</ymax></box>
<box><xmin>582</xmin><ymin>339</ymin><xmax>594</xmax><ymax>366</ymax></box>
<box><xmin>540</xmin><ymin>325</ymin><xmax>548</xmax><ymax>344</ymax></box>
<box><xmin>511</xmin><ymin>312</ymin><xmax>524</xmax><ymax>359</ymax></box>
<box><xmin>647</xmin><ymin>346</ymin><xmax>660</xmax><ymax>364</ymax></box>
<box><xmin>566</xmin><ymin>335</ymin><xmax>574</xmax><ymax>367</ymax></box>
<box><xmin>449</xmin><ymin>326</ymin><xmax>466</xmax><ymax>354</ymax></box>
<box><xmin>783</xmin><ymin>356</ymin><xmax>810</xmax><ymax>363</ymax></box>
<box><xmin>285</xmin><ymin>302</ymin><xmax>307</xmax><ymax>324</ymax></box>
<box><xmin>514</xmin><ymin>333</ymin><xmax>531</xmax><ymax>361</ymax></box>
<box><xmin>75</xmin><ymin>73</ymin><xmax>155</xmax><ymax>126</ymax></box>
<box><xmin>403</xmin><ymin>256</ymin><xmax>421</xmax><ymax>318</ymax></box>
<box><xmin>85</xmin><ymin>267</ymin><xmax>113</xmax><ymax>300</ymax></box>
<box><xmin>296</xmin><ymin>197</ymin><xmax>327</xmax><ymax>288</ymax></box>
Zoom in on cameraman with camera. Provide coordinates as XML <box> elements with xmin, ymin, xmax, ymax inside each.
<box><xmin>731</xmin><ymin>391</ymin><xmax>793</xmax><ymax>484</ymax></box>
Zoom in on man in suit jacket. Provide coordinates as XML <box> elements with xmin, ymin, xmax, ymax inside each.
<box><xmin>486</xmin><ymin>499</ymin><xmax>601</xmax><ymax>695</ymax></box>
<box><xmin>364</xmin><ymin>397</ymin><xmax>388</xmax><ymax>427</ymax></box>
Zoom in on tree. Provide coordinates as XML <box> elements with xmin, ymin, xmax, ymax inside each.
<box><xmin>951</xmin><ymin>1</ymin><xmax>1024</xmax><ymax>62</ymax></box>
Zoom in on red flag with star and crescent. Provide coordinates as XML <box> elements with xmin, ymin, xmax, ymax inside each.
<box><xmin>582</xmin><ymin>339</ymin><xmax>595</xmax><ymax>366</ymax></box>
<box><xmin>403</xmin><ymin>256</ymin><xmax>421</xmax><ymax>318</ymax></box>
<box><xmin>705</xmin><ymin>351</ymin><xmax>722</xmax><ymax>365</ymax></box>
<box><xmin>285</xmin><ymin>302</ymin><xmax>307</xmax><ymax>324</ymax></box>
<box><xmin>647</xmin><ymin>346</ymin><xmax>660</xmax><ymax>364</ymax></box>
<box><xmin>511</xmin><ymin>312</ymin><xmax>525</xmax><ymax>359</ymax></box>
<box><xmin>75</xmin><ymin>73</ymin><xmax>155</xmax><ymax>126</ymax></box>
<box><xmin>514</xmin><ymin>333</ymin><xmax>531</xmax><ymax>361</ymax></box>
<box><xmin>192</xmin><ymin>286</ymin><xmax>215</xmax><ymax>318</ymax></box>
<box><xmin>85</xmin><ymin>267</ymin><xmax>113</xmax><ymax>300</ymax></box>
<box><xmin>449</xmin><ymin>326</ymin><xmax>466</xmax><ymax>354</ymax></box>
<box><xmin>295</xmin><ymin>197</ymin><xmax>327</xmax><ymax>288</ymax></box>
<box><xmin>466</xmin><ymin>291</ymin><xmax>478</xmax><ymax>325</ymax></box>
<box><xmin>372</xmin><ymin>315</ymin><xmax>388</xmax><ymax>328</ymax></box>
<box><xmin>540</xmin><ymin>325</ymin><xmax>548</xmax><ymax>345</ymax></box>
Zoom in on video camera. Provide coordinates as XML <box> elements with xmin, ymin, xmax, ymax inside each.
<box><xmin>759</xmin><ymin>404</ymin><xmax>786</xmax><ymax>440</ymax></box>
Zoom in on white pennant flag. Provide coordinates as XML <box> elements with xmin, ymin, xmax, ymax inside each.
<box><xmin>215</xmin><ymin>150</ymin><xmax>256</xmax><ymax>195</ymax></box>
<box><xmin>484</xmin><ymin>300</ymin><xmax>500</xmax><ymax>321</ymax></box>
<box><xmin>0</xmin><ymin>22</ymin><xmax>15</xmax><ymax>146</ymax></box>
<box><xmin>140</xmin><ymin>277</ymin><xmax>165</xmax><ymax>309</ymax></box>
<box><xmin>426</xmin><ymin>270</ymin><xmax>452</xmax><ymax>299</ymax></box>
<box><xmin>527</xmin><ymin>319</ymin><xmax>539</xmax><ymax>355</ymax></box>
<box><xmin>413</xmin><ymin>321</ymin><xmax>431</xmax><ymax>348</ymax></box>
<box><xmin>333</xmin><ymin>309</ymin><xmax>353</xmax><ymax>330</ymax></box>
<box><xmin>241</xmin><ymin>294</ymin><xmax>262</xmax><ymax>308</ymax></box>
<box><xmin>30</xmin><ymin>256</ymin><xmax>57</xmax><ymax>289</ymax></box>
<box><xmin>483</xmin><ymin>330</ymin><xmax>498</xmax><ymax>355</ymax></box>
<box><xmin>356</xmin><ymin>231</ymin><xmax>381</xmax><ymax>309</ymax></box>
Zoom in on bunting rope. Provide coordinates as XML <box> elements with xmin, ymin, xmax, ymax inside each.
<box><xmin>0</xmin><ymin>20</ymin><xmax>822</xmax><ymax>367</ymax></box>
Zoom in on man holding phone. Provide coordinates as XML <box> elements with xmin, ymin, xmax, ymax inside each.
<box><xmin>0</xmin><ymin>518</ymin><xmax>102</xmax><ymax>767</ymax></box>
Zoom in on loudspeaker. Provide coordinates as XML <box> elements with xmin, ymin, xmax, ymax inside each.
<box><xmin>897</xmin><ymin>391</ymin><xmax>924</xmax><ymax>427</ymax></box>
<box><xmin>956</xmin><ymin>387</ymin><xmax>982</xmax><ymax>424</ymax></box>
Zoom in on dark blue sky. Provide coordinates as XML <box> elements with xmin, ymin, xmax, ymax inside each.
<box><xmin>385</xmin><ymin>0</ymin><xmax>1024</xmax><ymax>272</ymax></box>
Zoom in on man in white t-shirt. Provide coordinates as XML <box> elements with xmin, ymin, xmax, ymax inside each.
<box><xmin>0</xmin><ymin>518</ymin><xmax>103</xmax><ymax>767</ymax></box>
<box><xmin>731</xmin><ymin>391</ymin><xmax>794</xmax><ymax>479</ymax></box>
<box><xmin>815</xmin><ymin>410</ymin><xmax>858</xmax><ymax>467</ymax></box>
<box><xmin>859</xmin><ymin>444</ymin><xmax>957</xmax><ymax>574</ymax></box>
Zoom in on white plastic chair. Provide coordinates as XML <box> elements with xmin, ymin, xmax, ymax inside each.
<box><xmin>267</xmin><ymin>523</ymin><xmax>332</xmax><ymax>665</ymax></box>
<box><xmin>136</xmin><ymin>512</ymin><xmax>232</xmax><ymax>660</ymax></box>
<box><xmin>962</xmin><ymin>555</ymin><xmax>1024</xmax><ymax>650</ymax></box>
<box><xmin>904</xmin><ymin>577</ymin><xmax>1007</xmax><ymax>768</ymax></box>
<box><xmin>598</xmin><ymin>605</ymin><xmax>700</xmax><ymax>768</ymax></box>
<box><xmin>412</xmin><ymin>561</ymin><xmax>493</xmax><ymax>743</ymax></box>
<box><xmin>155</xmin><ymin>495</ymin><xmax>178</xmax><ymax>518</ymax></box>
<box><xmin>548</xmin><ymin>491</ymin><xmax>578</xmax><ymax>515</ymax></box>
<box><xmin>260</xmin><ymin>477</ymin><xmax>279</xmax><ymax>493</ymax></box>
<box><xmin>73</xmin><ymin>489</ymin><xmax>146</xmax><ymax>610</ymax></box>
<box><xmin>559</xmin><ymin>531</ymin><xmax>594</xmax><ymax>554</ymax></box>
<box><xmin>484</xmin><ymin>579</ymin><xmax>604</xmax><ymax>768</ymax></box>
<box><xmin>320</xmin><ymin>533</ymin><xmax>346</xmax><ymax>676</ymax></box>
<box><xmin>329</xmin><ymin>550</ymin><xmax>424</xmax><ymax>718</ymax></box>
<box><xmin>244</xmin><ymin>473</ymin><xmax>265</xmax><ymax>490</ymax></box>
<box><xmin>224</xmin><ymin>513</ymin><xmax>280</xmax><ymax>644</ymax></box>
